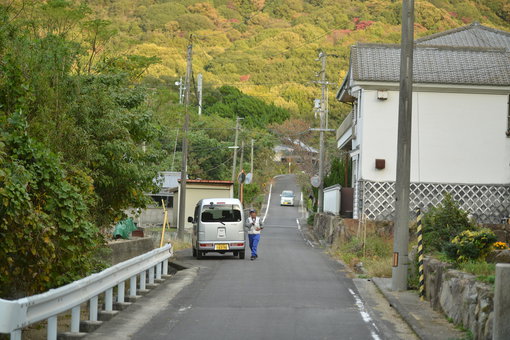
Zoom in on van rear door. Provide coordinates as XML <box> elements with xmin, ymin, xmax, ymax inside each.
<box><xmin>200</xmin><ymin>203</ymin><xmax>243</xmax><ymax>242</ymax></box>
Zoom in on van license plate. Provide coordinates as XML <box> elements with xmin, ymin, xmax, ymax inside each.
<box><xmin>215</xmin><ymin>244</ymin><xmax>229</xmax><ymax>250</ymax></box>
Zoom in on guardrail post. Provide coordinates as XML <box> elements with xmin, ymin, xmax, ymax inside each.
<box><xmin>156</xmin><ymin>262</ymin><xmax>162</xmax><ymax>281</ymax></box>
<box><xmin>129</xmin><ymin>276</ymin><xmax>137</xmax><ymax>297</ymax></box>
<box><xmin>10</xmin><ymin>329</ymin><xmax>21</xmax><ymax>340</ymax></box>
<box><xmin>148</xmin><ymin>267</ymin><xmax>155</xmax><ymax>285</ymax></box>
<box><xmin>71</xmin><ymin>305</ymin><xmax>80</xmax><ymax>333</ymax></box>
<box><xmin>140</xmin><ymin>270</ymin><xmax>146</xmax><ymax>291</ymax></box>
<box><xmin>105</xmin><ymin>287</ymin><xmax>113</xmax><ymax>312</ymax></box>
<box><xmin>117</xmin><ymin>281</ymin><xmax>125</xmax><ymax>303</ymax></box>
<box><xmin>163</xmin><ymin>259</ymin><xmax>169</xmax><ymax>276</ymax></box>
<box><xmin>47</xmin><ymin>315</ymin><xmax>57</xmax><ymax>340</ymax></box>
<box><xmin>89</xmin><ymin>296</ymin><xmax>98</xmax><ymax>322</ymax></box>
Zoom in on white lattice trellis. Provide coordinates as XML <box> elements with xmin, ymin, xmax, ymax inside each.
<box><xmin>358</xmin><ymin>180</ymin><xmax>510</xmax><ymax>224</ymax></box>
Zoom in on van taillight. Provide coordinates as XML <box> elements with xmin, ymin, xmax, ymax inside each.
<box><xmin>199</xmin><ymin>243</ymin><xmax>213</xmax><ymax>247</ymax></box>
<box><xmin>231</xmin><ymin>243</ymin><xmax>244</xmax><ymax>247</ymax></box>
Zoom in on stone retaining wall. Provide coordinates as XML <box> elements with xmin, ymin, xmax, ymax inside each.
<box><xmin>311</xmin><ymin>213</ymin><xmax>394</xmax><ymax>244</ymax></box>
<box><xmin>424</xmin><ymin>257</ymin><xmax>494</xmax><ymax>340</ymax></box>
<box><xmin>483</xmin><ymin>223</ymin><xmax>510</xmax><ymax>243</ymax></box>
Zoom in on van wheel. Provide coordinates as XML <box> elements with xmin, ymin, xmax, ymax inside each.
<box><xmin>192</xmin><ymin>247</ymin><xmax>197</xmax><ymax>257</ymax></box>
<box><xmin>239</xmin><ymin>251</ymin><xmax>245</xmax><ymax>259</ymax></box>
<box><xmin>233</xmin><ymin>251</ymin><xmax>239</xmax><ymax>257</ymax></box>
<box><xmin>197</xmin><ymin>250</ymin><xmax>204</xmax><ymax>259</ymax></box>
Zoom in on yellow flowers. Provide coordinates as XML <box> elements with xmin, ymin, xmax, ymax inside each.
<box><xmin>493</xmin><ymin>242</ymin><xmax>508</xmax><ymax>250</ymax></box>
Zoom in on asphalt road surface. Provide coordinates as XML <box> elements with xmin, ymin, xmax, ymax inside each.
<box><xmin>131</xmin><ymin>174</ymin><xmax>386</xmax><ymax>340</ymax></box>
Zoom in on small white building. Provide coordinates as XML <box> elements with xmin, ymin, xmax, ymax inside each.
<box><xmin>336</xmin><ymin>23</ymin><xmax>510</xmax><ymax>223</ymax></box>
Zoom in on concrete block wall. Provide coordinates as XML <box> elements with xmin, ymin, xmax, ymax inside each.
<box><xmin>107</xmin><ymin>237</ymin><xmax>155</xmax><ymax>265</ymax></box>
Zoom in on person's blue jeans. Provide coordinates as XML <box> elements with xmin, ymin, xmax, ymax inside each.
<box><xmin>248</xmin><ymin>234</ymin><xmax>260</xmax><ymax>257</ymax></box>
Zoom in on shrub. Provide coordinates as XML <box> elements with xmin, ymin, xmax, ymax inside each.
<box><xmin>444</xmin><ymin>228</ymin><xmax>497</xmax><ymax>262</ymax></box>
<box><xmin>307</xmin><ymin>212</ymin><xmax>316</xmax><ymax>226</ymax></box>
<box><xmin>422</xmin><ymin>193</ymin><xmax>478</xmax><ymax>253</ymax></box>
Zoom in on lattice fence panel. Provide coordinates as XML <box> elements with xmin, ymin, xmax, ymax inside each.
<box><xmin>359</xmin><ymin>180</ymin><xmax>510</xmax><ymax>224</ymax></box>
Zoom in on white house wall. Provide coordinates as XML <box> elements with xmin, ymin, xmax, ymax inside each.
<box><xmin>359</xmin><ymin>90</ymin><xmax>510</xmax><ymax>185</ymax></box>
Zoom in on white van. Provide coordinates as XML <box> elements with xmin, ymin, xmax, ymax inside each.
<box><xmin>280</xmin><ymin>190</ymin><xmax>295</xmax><ymax>206</ymax></box>
<box><xmin>189</xmin><ymin>198</ymin><xmax>246</xmax><ymax>259</ymax></box>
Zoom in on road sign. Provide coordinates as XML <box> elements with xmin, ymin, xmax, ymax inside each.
<box><xmin>311</xmin><ymin>175</ymin><xmax>321</xmax><ymax>188</ymax></box>
<box><xmin>238</xmin><ymin>171</ymin><xmax>246</xmax><ymax>184</ymax></box>
<box><xmin>245</xmin><ymin>172</ymin><xmax>253</xmax><ymax>184</ymax></box>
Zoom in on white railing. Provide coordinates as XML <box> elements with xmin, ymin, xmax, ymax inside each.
<box><xmin>0</xmin><ymin>244</ymin><xmax>173</xmax><ymax>340</ymax></box>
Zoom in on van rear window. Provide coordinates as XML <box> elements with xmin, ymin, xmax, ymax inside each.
<box><xmin>201</xmin><ymin>205</ymin><xmax>242</xmax><ymax>222</ymax></box>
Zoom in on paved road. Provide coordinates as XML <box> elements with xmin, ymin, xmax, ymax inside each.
<box><xmin>132</xmin><ymin>174</ymin><xmax>383</xmax><ymax>340</ymax></box>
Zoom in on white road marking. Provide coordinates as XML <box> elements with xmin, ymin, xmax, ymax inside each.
<box><xmin>262</xmin><ymin>182</ymin><xmax>272</xmax><ymax>223</ymax></box>
<box><xmin>348</xmin><ymin>288</ymin><xmax>381</xmax><ymax>340</ymax></box>
<box><xmin>307</xmin><ymin>240</ymin><xmax>314</xmax><ymax>248</ymax></box>
<box><xmin>296</xmin><ymin>218</ymin><xmax>301</xmax><ymax>230</ymax></box>
<box><xmin>300</xmin><ymin>191</ymin><xmax>304</xmax><ymax>218</ymax></box>
<box><xmin>178</xmin><ymin>305</ymin><xmax>192</xmax><ymax>313</ymax></box>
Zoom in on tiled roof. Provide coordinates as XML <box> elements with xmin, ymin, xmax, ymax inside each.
<box><xmin>416</xmin><ymin>22</ymin><xmax>510</xmax><ymax>51</ymax></box>
<box><xmin>350</xmin><ymin>44</ymin><xmax>510</xmax><ymax>86</ymax></box>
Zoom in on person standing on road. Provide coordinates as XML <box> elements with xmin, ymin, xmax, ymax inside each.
<box><xmin>245</xmin><ymin>209</ymin><xmax>263</xmax><ymax>260</ymax></box>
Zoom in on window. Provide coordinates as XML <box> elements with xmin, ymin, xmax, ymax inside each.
<box><xmin>281</xmin><ymin>191</ymin><xmax>294</xmax><ymax>197</ymax></box>
<box><xmin>201</xmin><ymin>205</ymin><xmax>242</xmax><ymax>223</ymax></box>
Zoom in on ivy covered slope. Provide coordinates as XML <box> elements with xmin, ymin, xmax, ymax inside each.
<box><xmin>87</xmin><ymin>0</ymin><xmax>510</xmax><ymax>123</ymax></box>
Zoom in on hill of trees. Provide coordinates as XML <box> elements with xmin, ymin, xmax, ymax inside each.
<box><xmin>85</xmin><ymin>0</ymin><xmax>509</xmax><ymax>124</ymax></box>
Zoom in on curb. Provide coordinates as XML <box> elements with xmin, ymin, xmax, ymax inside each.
<box><xmin>371</xmin><ymin>278</ymin><xmax>427</xmax><ymax>340</ymax></box>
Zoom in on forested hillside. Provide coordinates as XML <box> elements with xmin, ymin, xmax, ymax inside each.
<box><xmin>85</xmin><ymin>0</ymin><xmax>510</xmax><ymax>122</ymax></box>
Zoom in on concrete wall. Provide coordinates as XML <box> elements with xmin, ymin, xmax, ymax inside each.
<box><xmin>359</xmin><ymin>90</ymin><xmax>510</xmax><ymax>184</ymax></box>
<box><xmin>106</xmin><ymin>237</ymin><xmax>154</xmax><ymax>265</ymax></box>
<box><xmin>126</xmin><ymin>207</ymin><xmax>173</xmax><ymax>228</ymax></box>
<box><xmin>323</xmin><ymin>185</ymin><xmax>341</xmax><ymax>215</ymax></box>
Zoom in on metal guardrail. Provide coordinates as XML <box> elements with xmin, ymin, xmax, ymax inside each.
<box><xmin>0</xmin><ymin>244</ymin><xmax>173</xmax><ymax>340</ymax></box>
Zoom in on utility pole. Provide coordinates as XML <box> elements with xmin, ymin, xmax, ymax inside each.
<box><xmin>250</xmin><ymin>138</ymin><xmax>254</xmax><ymax>174</ymax></box>
<box><xmin>197</xmin><ymin>73</ymin><xmax>203</xmax><ymax>115</ymax></box>
<box><xmin>178</xmin><ymin>37</ymin><xmax>193</xmax><ymax>240</ymax></box>
<box><xmin>392</xmin><ymin>0</ymin><xmax>415</xmax><ymax>291</ymax></box>
<box><xmin>231</xmin><ymin>117</ymin><xmax>241</xmax><ymax>182</ymax></box>
<box><xmin>317</xmin><ymin>51</ymin><xmax>327</xmax><ymax>213</ymax></box>
<box><xmin>239</xmin><ymin>140</ymin><xmax>245</xmax><ymax>175</ymax></box>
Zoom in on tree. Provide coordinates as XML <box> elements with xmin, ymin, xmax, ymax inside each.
<box><xmin>0</xmin><ymin>112</ymin><xmax>104</xmax><ymax>297</ymax></box>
